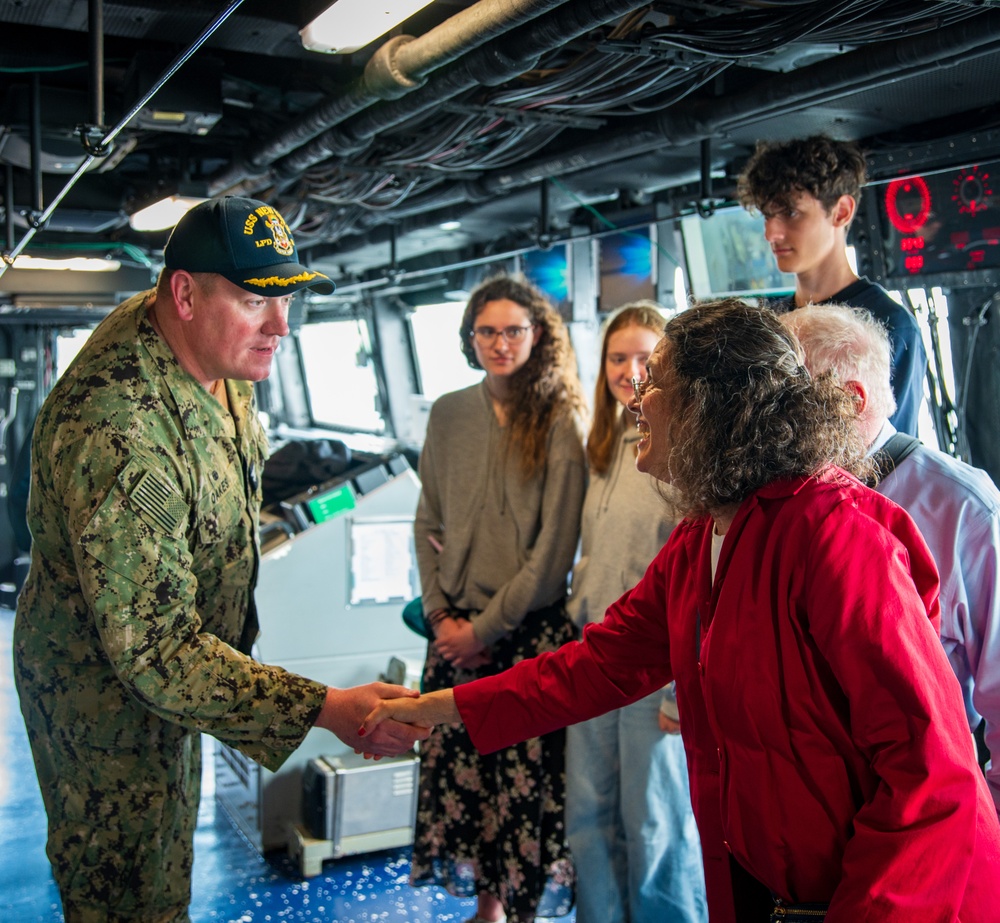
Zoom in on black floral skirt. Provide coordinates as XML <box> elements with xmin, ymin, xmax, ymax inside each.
<box><xmin>411</xmin><ymin>604</ymin><xmax>576</xmax><ymax>923</ymax></box>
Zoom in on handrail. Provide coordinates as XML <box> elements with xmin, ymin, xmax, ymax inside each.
<box><xmin>0</xmin><ymin>0</ymin><xmax>247</xmax><ymax>280</ymax></box>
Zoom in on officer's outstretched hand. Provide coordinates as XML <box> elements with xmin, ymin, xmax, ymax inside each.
<box><xmin>314</xmin><ymin>683</ymin><xmax>431</xmax><ymax>758</ymax></box>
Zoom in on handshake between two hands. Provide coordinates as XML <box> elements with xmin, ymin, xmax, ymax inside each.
<box><xmin>316</xmin><ymin>683</ymin><xmax>459</xmax><ymax>760</ymax></box>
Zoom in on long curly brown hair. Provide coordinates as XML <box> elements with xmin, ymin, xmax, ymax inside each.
<box><xmin>587</xmin><ymin>302</ymin><xmax>666</xmax><ymax>476</ymax></box>
<box><xmin>657</xmin><ymin>298</ymin><xmax>871</xmax><ymax>517</ymax></box>
<box><xmin>460</xmin><ymin>274</ymin><xmax>586</xmax><ymax>479</ymax></box>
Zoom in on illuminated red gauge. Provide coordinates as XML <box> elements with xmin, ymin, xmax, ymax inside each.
<box><xmin>952</xmin><ymin>165</ymin><xmax>992</xmax><ymax>215</ymax></box>
<box><xmin>885</xmin><ymin>176</ymin><xmax>932</xmax><ymax>233</ymax></box>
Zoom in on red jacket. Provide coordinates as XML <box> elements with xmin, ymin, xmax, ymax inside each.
<box><xmin>455</xmin><ymin>468</ymin><xmax>1000</xmax><ymax>922</ymax></box>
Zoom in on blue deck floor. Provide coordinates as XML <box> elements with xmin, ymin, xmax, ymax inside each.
<box><xmin>1</xmin><ymin>607</ymin><xmax>575</xmax><ymax>922</ymax></box>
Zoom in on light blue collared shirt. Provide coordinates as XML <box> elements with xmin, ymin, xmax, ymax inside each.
<box><xmin>872</xmin><ymin>423</ymin><xmax>1000</xmax><ymax>814</ymax></box>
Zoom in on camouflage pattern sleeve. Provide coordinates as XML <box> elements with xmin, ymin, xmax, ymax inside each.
<box><xmin>16</xmin><ymin>294</ymin><xmax>330</xmax><ymax>771</ymax></box>
<box><xmin>53</xmin><ymin>433</ymin><xmax>326</xmax><ymax>769</ymax></box>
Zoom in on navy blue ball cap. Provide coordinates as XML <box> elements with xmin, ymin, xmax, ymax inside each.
<box><xmin>163</xmin><ymin>196</ymin><xmax>334</xmax><ymax>296</ymax></box>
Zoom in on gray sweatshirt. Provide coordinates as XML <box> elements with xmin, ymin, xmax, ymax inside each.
<box><xmin>567</xmin><ymin>418</ymin><xmax>679</xmax><ymax>715</ymax></box>
<box><xmin>567</xmin><ymin>419</ymin><xmax>676</xmax><ymax>627</ymax></box>
<box><xmin>415</xmin><ymin>380</ymin><xmax>586</xmax><ymax>645</ymax></box>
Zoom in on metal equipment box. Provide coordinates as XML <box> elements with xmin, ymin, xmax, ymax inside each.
<box><xmin>302</xmin><ymin>752</ymin><xmax>419</xmax><ymax>859</ymax></box>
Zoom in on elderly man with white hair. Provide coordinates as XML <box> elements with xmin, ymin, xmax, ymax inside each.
<box><xmin>783</xmin><ymin>302</ymin><xmax>1000</xmax><ymax>816</ymax></box>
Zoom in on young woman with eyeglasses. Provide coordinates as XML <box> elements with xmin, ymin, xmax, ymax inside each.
<box><xmin>565</xmin><ymin>302</ymin><xmax>707</xmax><ymax>923</ymax></box>
<box><xmin>410</xmin><ymin>274</ymin><xmax>587</xmax><ymax>923</ymax></box>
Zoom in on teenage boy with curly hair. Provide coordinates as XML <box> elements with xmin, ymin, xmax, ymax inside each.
<box><xmin>737</xmin><ymin>135</ymin><xmax>927</xmax><ymax>436</ymax></box>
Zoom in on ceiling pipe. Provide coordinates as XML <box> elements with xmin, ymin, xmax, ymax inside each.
<box><xmin>4</xmin><ymin>166</ymin><xmax>14</xmax><ymax>252</ymax></box>
<box><xmin>0</xmin><ymin>0</ymin><xmax>246</xmax><ymax>278</ymax></box>
<box><xmin>29</xmin><ymin>74</ymin><xmax>43</xmax><ymax>217</ymax></box>
<box><xmin>88</xmin><ymin>0</ymin><xmax>104</xmax><ymax>132</ymax></box>
<box><xmin>273</xmin><ymin>43</ymin><xmax>543</xmax><ymax>174</ymax></box>
<box><xmin>210</xmin><ymin>0</ymin><xmax>572</xmax><ymax>192</ymax></box>
<box><xmin>268</xmin><ymin>0</ymin><xmax>652</xmax><ymax>184</ymax></box>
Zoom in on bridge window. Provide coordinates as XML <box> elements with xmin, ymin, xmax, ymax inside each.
<box><xmin>55</xmin><ymin>328</ymin><xmax>94</xmax><ymax>382</ymax></box>
<box><xmin>298</xmin><ymin>318</ymin><xmax>384</xmax><ymax>433</ymax></box>
<box><xmin>409</xmin><ymin>300</ymin><xmax>484</xmax><ymax>401</ymax></box>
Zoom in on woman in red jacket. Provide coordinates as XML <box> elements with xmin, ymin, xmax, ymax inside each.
<box><xmin>363</xmin><ymin>298</ymin><xmax>1000</xmax><ymax>923</ymax></box>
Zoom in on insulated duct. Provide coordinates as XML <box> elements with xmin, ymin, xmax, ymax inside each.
<box><xmin>216</xmin><ymin>0</ymin><xmax>653</xmax><ymax>193</ymax></box>
<box><xmin>210</xmin><ymin>0</ymin><xmax>572</xmax><ymax>192</ymax></box>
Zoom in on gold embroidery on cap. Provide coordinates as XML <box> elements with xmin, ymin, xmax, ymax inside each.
<box><xmin>264</xmin><ymin>214</ymin><xmax>294</xmax><ymax>256</ymax></box>
<box><xmin>242</xmin><ymin>270</ymin><xmax>325</xmax><ymax>288</ymax></box>
<box><xmin>244</xmin><ymin>205</ymin><xmax>295</xmax><ymax>255</ymax></box>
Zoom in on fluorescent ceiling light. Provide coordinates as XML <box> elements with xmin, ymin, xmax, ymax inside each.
<box><xmin>130</xmin><ymin>195</ymin><xmax>207</xmax><ymax>232</ymax></box>
<box><xmin>439</xmin><ymin>220</ymin><xmax>462</xmax><ymax>231</ymax></box>
<box><xmin>301</xmin><ymin>0</ymin><xmax>436</xmax><ymax>55</ymax></box>
<box><xmin>10</xmin><ymin>255</ymin><xmax>122</xmax><ymax>272</ymax></box>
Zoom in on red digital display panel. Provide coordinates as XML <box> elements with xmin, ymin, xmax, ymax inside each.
<box><xmin>878</xmin><ymin>159</ymin><xmax>1000</xmax><ymax>276</ymax></box>
<box><xmin>885</xmin><ymin>177</ymin><xmax>931</xmax><ymax>234</ymax></box>
<box><xmin>953</xmin><ymin>165</ymin><xmax>992</xmax><ymax>216</ymax></box>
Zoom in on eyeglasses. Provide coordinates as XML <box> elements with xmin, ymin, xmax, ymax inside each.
<box><xmin>471</xmin><ymin>324</ymin><xmax>533</xmax><ymax>345</ymax></box>
<box><xmin>631</xmin><ymin>375</ymin><xmax>649</xmax><ymax>404</ymax></box>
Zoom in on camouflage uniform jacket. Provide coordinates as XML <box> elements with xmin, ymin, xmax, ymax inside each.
<box><xmin>14</xmin><ymin>290</ymin><xmax>327</xmax><ymax>771</ymax></box>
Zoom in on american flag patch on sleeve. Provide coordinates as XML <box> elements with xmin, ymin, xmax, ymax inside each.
<box><xmin>127</xmin><ymin>469</ymin><xmax>186</xmax><ymax>533</ymax></box>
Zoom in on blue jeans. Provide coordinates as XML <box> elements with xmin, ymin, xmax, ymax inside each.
<box><xmin>566</xmin><ymin>691</ymin><xmax>707</xmax><ymax>923</ymax></box>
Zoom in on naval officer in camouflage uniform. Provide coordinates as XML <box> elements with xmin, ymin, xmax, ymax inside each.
<box><xmin>13</xmin><ymin>196</ymin><xmax>428</xmax><ymax>923</ymax></box>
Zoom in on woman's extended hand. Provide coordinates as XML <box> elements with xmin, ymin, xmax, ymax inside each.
<box><xmin>359</xmin><ymin>688</ymin><xmax>460</xmax><ymax>743</ymax></box>
<box><xmin>314</xmin><ymin>683</ymin><xmax>431</xmax><ymax>758</ymax></box>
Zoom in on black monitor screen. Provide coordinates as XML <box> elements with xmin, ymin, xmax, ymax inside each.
<box><xmin>877</xmin><ymin>160</ymin><xmax>1000</xmax><ymax>278</ymax></box>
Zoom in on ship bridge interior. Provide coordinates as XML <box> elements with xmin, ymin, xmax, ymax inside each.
<box><xmin>3</xmin><ymin>4</ymin><xmax>1000</xmax><ymax>919</ymax></box>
